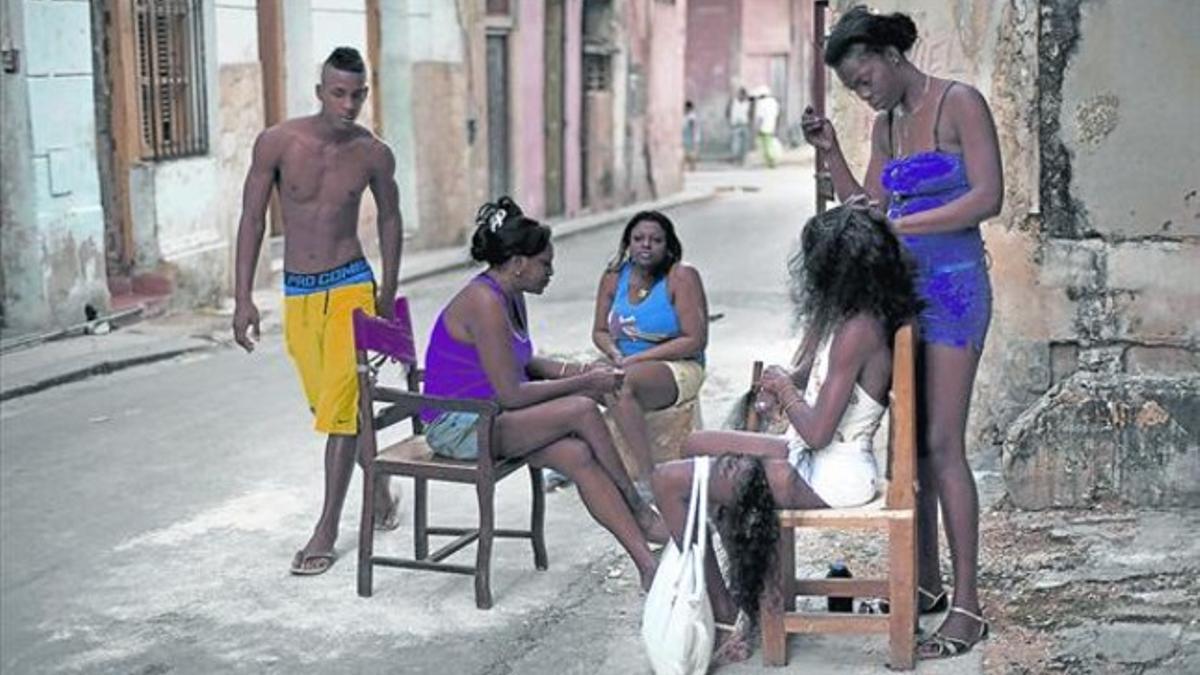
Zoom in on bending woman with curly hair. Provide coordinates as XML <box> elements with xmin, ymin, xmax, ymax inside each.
<box><xmin>651</xmin><ymin>203</ymin><xmax>922</xmax><ymax>667</ymax></box>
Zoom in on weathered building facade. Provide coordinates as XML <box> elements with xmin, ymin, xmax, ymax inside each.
<box><xmin>825</xmin><ymin>0</ymin><xmax>1199</xmax><ymax>508</ymax></box>
<box><xmin>1</xmin><ymin>0</ymin><xmax>687</xmax><ymax>334</ymax></box>
<box><xmin>684</xmin><ymin>0</ymin><xmax>816</xmax><ymax>158</ymax></box>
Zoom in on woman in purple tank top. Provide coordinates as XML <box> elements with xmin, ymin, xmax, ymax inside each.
<box><xmin>422</xmin><ymin>197</ymin><xmax>667</xmax><ymax>590</ymax></box>
<box><xmin>799</xmin><ymin>7</ymin><xmax>1003</xmax><ymax>660</ymax></box>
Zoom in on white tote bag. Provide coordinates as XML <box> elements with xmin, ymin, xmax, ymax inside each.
<box><xmin>641</xmin><ymin>456</ymin><xmax>714</xmax><ymax>675</ymax></box>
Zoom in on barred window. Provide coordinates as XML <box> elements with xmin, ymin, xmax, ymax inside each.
<box><xmin>584</xmin><ymin>53</ymin><xmax>611</xmax><ymax>92</ymax></box>
<box><xmin>133</xmin><ymin>0</ymin><xmax>208</xmax><ymax>160</ymax></box>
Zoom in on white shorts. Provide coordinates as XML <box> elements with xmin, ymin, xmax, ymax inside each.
<box><xmin>787</xmin><ymin>440</ymin><xmax>879</xmax><ymax>508</ymax></box>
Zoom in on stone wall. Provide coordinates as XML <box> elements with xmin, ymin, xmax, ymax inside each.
<box><xmin>827</xmin><ymin>0</ymin><xmax>1200</xmax><ymax>508</ymax></box>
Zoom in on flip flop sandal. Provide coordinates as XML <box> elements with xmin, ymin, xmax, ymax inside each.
<box><xmin>712</xmin><ymin>616</ymin><xmax>754</xmax><ymax>667</ymax></box>
<box><xmin>917</xmin><ymin>606</ymin><xmax>990</xmax><ymax>660</ymax></box>
<box><xmin>375</xmin><ymin>494</ymin><xmax>402</xmax><ymax>532</ymax></box>
<box><xmin>857</xmin><ymin>586</ymin><xmax>948</xmax><ymax>615</ymax></box>
<box><xmin>290</xmin><ymin>549</ymin><xmax>337</xmax><ymax>576</ymax></box>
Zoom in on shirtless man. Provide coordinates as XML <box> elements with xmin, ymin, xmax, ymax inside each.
<box><xmin>232</xmin><ymin>47</ymin><xmax>403</xmax><ymax>576</ymax></box>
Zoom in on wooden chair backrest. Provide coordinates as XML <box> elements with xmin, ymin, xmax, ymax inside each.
<box><xmin>352</xmin><ymin>297</ymin><xmax>424</xmax><ymax>439</ymax></box>
<box><xmin>884</xmin><ymin>323</ymin><xmax>917</xmax><ymax>510</ymax></box>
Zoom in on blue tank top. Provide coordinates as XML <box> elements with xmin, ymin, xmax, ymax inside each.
<box><xmin>609</xmin><ymin>262</ymin><xmax>704</xmax><ymax>364</ymax></box>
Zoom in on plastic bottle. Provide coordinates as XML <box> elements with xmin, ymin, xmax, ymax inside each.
<box><xmin>826</xmin><ymin>561</ymin><xmax>854</xmax><ymax>612</ymax></box>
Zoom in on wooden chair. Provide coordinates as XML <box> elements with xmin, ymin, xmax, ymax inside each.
<box><xmin>756</xmin><ymin>323</ymin><xmax>920</xmax><ymax>670</ymax></box>
<box><xmin>353</xmin><ymin>297</ymin><xmax>547</xmax><ymax>609</ymax></box>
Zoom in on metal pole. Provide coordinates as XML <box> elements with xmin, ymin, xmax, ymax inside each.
<box><xmin>812</xmin><ymin>1</ymin><xmax>832</xmax><ymax>214</ymax></box>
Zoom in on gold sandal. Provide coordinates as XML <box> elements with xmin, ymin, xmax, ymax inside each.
<box><xmin>917</xmin><ymin>606</ymin><xmax>990</xmax><ymax>660</ymax></box>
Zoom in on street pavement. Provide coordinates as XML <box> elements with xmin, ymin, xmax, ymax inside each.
<box><xmin>1</xmin><ymin>166</ymin><xmax>975</xmax><ymax>674</ymax></box>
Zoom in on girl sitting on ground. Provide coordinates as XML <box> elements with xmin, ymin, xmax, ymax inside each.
<box><xmin>651</xmin><ymin>202</ymin><xmax>922</xmax><ymax>665</ymax></box>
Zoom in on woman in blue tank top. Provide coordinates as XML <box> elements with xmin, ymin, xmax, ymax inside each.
<box><xmin>799</xmin><ymin>7</ymin><xmax>1002</xmax><ymax>660</ymax></box>
<box><xmin>591</xmin><ymin>211</ymin><xmax>709</xmax><ymax>497</ymax></box>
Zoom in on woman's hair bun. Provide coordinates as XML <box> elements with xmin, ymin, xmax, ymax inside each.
<box><xmin>469</xmin><ymin>196</ymin><xmax>551</xmax><ymax>266</ymax></box>
<box><xmin>824</xmin><ymin>5</ymin><xmax>919</xmax><ymax>66</ymax></box>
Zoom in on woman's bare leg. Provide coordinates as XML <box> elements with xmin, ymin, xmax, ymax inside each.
<box><xmin>917</xmin><ymin>343</ymin><xmax>985</xmax><ymax>646</ymax></box>
<box><xmin>528</xmin><ymin>437</ymin><xmax>658</xmax><ymax>589</ymax></box>
<box><xmin>608</xmin><ymin>361</ymin><xmax>679</xmax><ymax>481</ymax></box>
<box><xmin>496</xmin><ymin>395</ymin><xmax>667</xmax><ymax>540</ymax></box>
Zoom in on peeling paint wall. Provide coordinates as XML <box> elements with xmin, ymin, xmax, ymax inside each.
<box><xmin>828</xmin><ymin>0</ymin><xmax>1199</xmax><ymax>507</ymax></box>
<box><xmin>621</xmin><ymin>0</ymin><xmax>687</xmax><ymax>202</ymax></box>
<box><xmin>1</xmin><ymin>0</ymin><xmax>108</xmax><ymax>331</ymax></box>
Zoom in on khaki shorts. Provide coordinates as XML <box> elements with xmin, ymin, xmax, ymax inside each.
<box><xmin>663</xmin><ymin>360</ymin><xmax>705</xmax><ymax>405</ymax></box>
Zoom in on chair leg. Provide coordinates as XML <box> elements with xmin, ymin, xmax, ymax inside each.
<box><xmin>760</xmin><ymin>524</ymin><xmax>791</xmax><ymax>666</ymax></box>
<box><xmin>358</xmin><ymin>467</ymin><xmax>377</xmax><ymax>597</ymax></box>
<box><xmin>780</xmin><ymin>525</ymin><xmax>796</xmax><ymax>612</ymax></box>
<box><xmin>887</xmin><ymin>519</ymin><xmax>918</xmax><ymax>671</ymax></box>
<box><xmin>414</xmin><ymin>477</ymin><xmax>428</xmax><ymax>560</ymax></box>
<box><xmin>475</xmin><ymin>478</ymin><xmax>496</xmax><ymax>609</ymax></box>
<box><xmin>529</xmin><ymin>465</ymin><xmax>548</xmax><ymax>570</ymax></box>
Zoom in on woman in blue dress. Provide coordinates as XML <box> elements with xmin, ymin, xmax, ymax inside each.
<box><xmin>800</xmin><ymin>6</ymin><xmax>1003</xmax><ymax>659</ymax></box>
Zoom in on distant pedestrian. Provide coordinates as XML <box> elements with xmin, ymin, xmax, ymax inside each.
<box><xmin>752</xmin><ymin>86</ymin><xmax>781</xmax><ymax>169</ymax></box>
<box><xmin>728</xmin><ymin>87</ymin><xmax>751</xmax><ymax>164</ymax></box>
<box><xmin>232</xmin><ymin>47</ymin><xmax>405</xmax><ymax>577</ymax></box>
<box><xmin>683</xmin><ymin>100</ymin><xmax>701</xmax><ymax>171</ymax></box>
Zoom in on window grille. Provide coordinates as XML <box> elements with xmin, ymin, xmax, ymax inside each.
<box><xmin>133</xmin><ymin>0</ymin><xmax>208</xmax><ymax>160</ymax></box>
<box><xmin>584</xmin><ymin>53</ymin><xmax>611</xmax><ymax>92</ymax></box>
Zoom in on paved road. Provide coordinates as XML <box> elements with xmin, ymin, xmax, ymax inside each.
<box><xmin>2</xmin><ymin>167</ymin><xmax>970</xmax><ymax>674</ymax></box>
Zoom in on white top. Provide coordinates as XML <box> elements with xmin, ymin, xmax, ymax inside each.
<box><xmin>754</xmin><ymin>96</ymin><xmax>780</xmax><ymax>135</ymax></box>
<box><xmin>729</xmin><ymin>98</ymin><xmax>751</xmax><ymax>125</ymax></box>
<box><xmin>785</xmin><ymin>332</ymin><xmax>886</xmax><ymax>507</ymax></box>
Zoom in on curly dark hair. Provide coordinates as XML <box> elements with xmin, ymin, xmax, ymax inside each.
<box><xmin>719</xmin><ymin>454</ymin><xmax>779</xmax><ymax>616</ymax></box>
<box><xmin>470</xmin><ymin>196</ymin><xmax>552</xmax><ymax>266</ymax></box>
<box><xmin>608</xmin><ymin>210</ymin><xmax>684</xmax><ymax>280</ymax></box>
<box><xmin>788</xmin><ymin>204</ymin><xmax>922</xmax><ymax>360</ymax></box>
<box><xmin>824</xmin><ymin>6</ymin><xmax>918</xmax><ymax>67</ymax></box>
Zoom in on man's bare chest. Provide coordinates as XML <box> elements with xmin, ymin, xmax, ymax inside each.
<box><xmin>277</xmin><ymin>144</ymin><xmax>371</xmax><ymax>206</ymax></box>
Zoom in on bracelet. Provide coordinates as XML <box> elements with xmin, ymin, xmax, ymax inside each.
<box><xmin>781</xmin><ymin>394</ymin><xmax>804</xmax><ymax>415</ymax></box>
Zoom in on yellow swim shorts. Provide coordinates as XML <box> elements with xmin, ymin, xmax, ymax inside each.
<box><xmin>283</xmin><ymin>278</ymin><xmax>375</xmax><ymax>435</ymax></box>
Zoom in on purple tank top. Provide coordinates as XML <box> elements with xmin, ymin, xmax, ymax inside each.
<box><xmin>421</xmin><ymin>273</ymin><xmax>534</xmax><ymax>422</ymax></box>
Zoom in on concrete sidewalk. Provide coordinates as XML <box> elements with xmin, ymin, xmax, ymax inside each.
<box><xmin>0</xmin><ymin>188</ymin><xmax>715</xmax><ymax>402</ymax></box>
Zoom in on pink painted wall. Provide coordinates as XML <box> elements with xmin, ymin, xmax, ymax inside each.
<box><xmin>648</xmin><ymin>0</ymin><xmax>687</xmax><ymax>196</ymax></box>
<box><xmin>564</xmin><ymin>0</ymin><xmax>583</xmax><ymax>215</ymax></box>
<box><xmin>512</xmin><ymin>0</ymin><xmax>546</xmax><ymax>217</ymax></box>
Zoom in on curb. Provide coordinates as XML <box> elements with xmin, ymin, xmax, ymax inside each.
<box><xmin>0</xmin><ymin>345</ymin><xmax>216</xmax><ymax>403</ymax></box>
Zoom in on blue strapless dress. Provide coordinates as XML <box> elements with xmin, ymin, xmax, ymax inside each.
<box><xmin>882</xmin><ymin>150</ymin><xmax>991</xmax><ymax>350</ymax></box>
